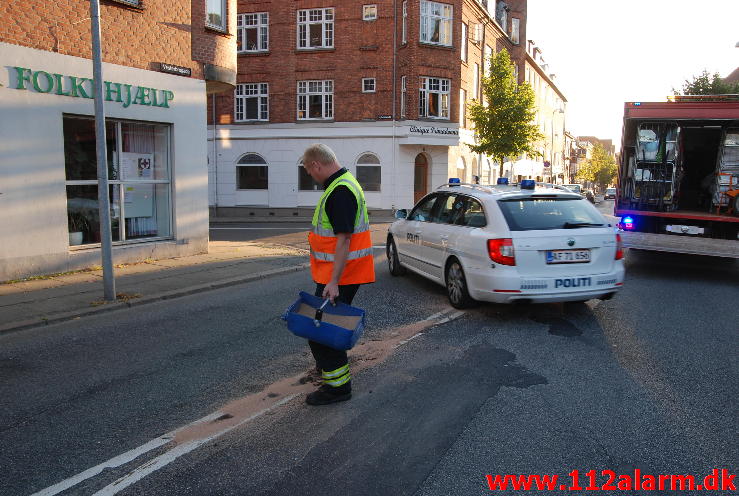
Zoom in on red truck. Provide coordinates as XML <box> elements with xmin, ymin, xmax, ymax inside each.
<box><xmin>616</xmin><ymin>97</ymin><xmax>739</xmax><ymax>258</ymax></box>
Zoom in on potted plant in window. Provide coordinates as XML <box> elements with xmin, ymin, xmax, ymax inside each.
<box><xmin>67</xmin><ymin>212</ymin><xmax>90</xmax><ymax>246</ymax></box>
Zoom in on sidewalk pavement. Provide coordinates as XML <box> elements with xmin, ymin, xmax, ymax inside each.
<box><xmin>0</xmin><ymin>219</ymin><xmax>394</xmax><ymax>335</ymax></box>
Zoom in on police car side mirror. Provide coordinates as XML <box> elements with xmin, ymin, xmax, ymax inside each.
<box><xmin>395</xmin><ymin>209</ymin><xmax>408</xmax><ymax>220</ymax></box>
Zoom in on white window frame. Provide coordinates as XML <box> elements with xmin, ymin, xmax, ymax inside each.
<box><xmin>419</xmin><ymin>76</ymin><xmax>450</xmax><ymax>119</ymax></box>
<box><xmin>473</xmin><ymin>63</ymin><xmax>480</xmax><ymax>100</ymax></box>
<box><xmin>400</xmin><ymin>76</ymin><xmax>407</xmax><ymax>118</ymax></box>
<box><xmin>420</xmin><ymin>0</ymin><xmax>453</xmax><ymax>47</ymax></box>
<box><xmin>297</xmin><ymin>80</ymin><xmax>334</xmax><ymax>120</ymax></box>
<box><xmin>363</xmin><ymin>4</ymin><xmax>378</xmax><ymax>21</ymax></box>
<box><xmin>237</xmin><ymin>13</ymin><xmax>269</xmax><ymax>53</ymax></box>
<box><xmin>461</xmin><ymin>22</ymin><xmax>467</xmax><ymax>62</ymax></box>
<box><xmin>297</xmin><ymin>8</ymin><xmax>334</xmax><ymax>49</ymax></box>
<box><xmin>206</xmin><ymin>0</ymin><xmax>227</xmax><ymax>30</ymax></box>
<box><xmin>362</xmin><ymin>78</ymin><xmax>376</xmax><ymax>93</ymax></box>
<box><xmin>511</xmin><ymin>18</ymin><xmax>520</xmax><ymax>45</ymax></box>
<box><xmin>402</xmin><ymin>1</ymin><xmax>407</xmax><ymax>44</ymax></box>
<box><xmin>459</xmin><ymin>88</ymin><xmax>466</xmax><ymax>127</ymax></box>
<box><xmin>235</xmin><ymin>83</ymin><xmax>269</xmax><ymax>122</ymax></box>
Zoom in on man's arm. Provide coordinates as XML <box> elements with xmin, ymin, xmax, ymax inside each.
<box><xmin>322</xmin><ymin>232</ymin><xmax>351</xmax><ymax>303</ymax></box>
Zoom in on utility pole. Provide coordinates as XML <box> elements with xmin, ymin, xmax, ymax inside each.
<box><xmin>90</xmin><ymin>0</ymin><xmax>116</xmax><ymax>301</ymax></box>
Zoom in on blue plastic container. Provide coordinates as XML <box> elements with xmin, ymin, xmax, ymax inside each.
<box><xmin>282</xmin><ymin>291</ymin><xmax>366</xmax><ymax>350</ymax></box>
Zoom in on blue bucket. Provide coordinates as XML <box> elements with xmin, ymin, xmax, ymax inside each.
<box><xmin>282</xmin><ymin>291</ymin><xmax>366</xmax><ymax>350</ymax></box>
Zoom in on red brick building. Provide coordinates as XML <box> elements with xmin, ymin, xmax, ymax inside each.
<box><xmin>208</xmin><ymin>0</ymin><xmax>528</xmax><ymax>213</ymax></box>
<box><xmin>0</xmin><ymin>0</ymin><xmax>237</xmax><ymax>280</ymax></box>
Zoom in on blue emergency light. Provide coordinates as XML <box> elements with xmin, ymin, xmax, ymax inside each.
<box><xmin>449</xmin><ymin>178</ymin><xmax>461</xmax><ymax>185</ymax></box>
<box><xmin>497</xmin><ymin>178</ymin><xmax>509</xmax><ymax>185</ymax></box>
<box><xmin>520</xmin><ymin>179</ymin><xmax>536</xmax><ymax>189</ymax></box>
<box><xmin>621</xmin><ymin>216</ymin><xmax>634</xmax><ymax>230</ymax></box>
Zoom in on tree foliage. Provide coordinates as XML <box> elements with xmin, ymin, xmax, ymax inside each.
<box><xmin>673</xmin><ymin>69</ymin><xmax>739</xmax><ymax>95</ymax></box>
<box><xmin>467</xmin><ymin>49</ymin><xmax>544</xmax><ymax>176</ymax></box>
<box><xmin>575</xmin><ymin>144</ymin><xmax>617</xmax><ymax>190</ymax></box>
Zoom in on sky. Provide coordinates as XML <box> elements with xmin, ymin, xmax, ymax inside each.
<box><xmin>526</xmin><ymin>0</ymin><xmax>739</xmax><ymax>148</ymax></box>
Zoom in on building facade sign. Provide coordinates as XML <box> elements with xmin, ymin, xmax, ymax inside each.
<box><xmin>158</xmin><ymin>62</ymin><xmax>192</xmax><ymax>77</ymax></box>
<box><xmin>409</xmin><ymin>125</ymin><xmax>459</xmax><ymax>136</ymax></box>
<box><xmin>9</xmin><ymin>66</ymin><xmax>175</xmax><ymax>108</ymax></box>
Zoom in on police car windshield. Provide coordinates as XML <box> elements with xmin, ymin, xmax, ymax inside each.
<box><xmin>497</xmin><ymin>197</ymin><xmax>605</xmax><ymax>231</ymax></box>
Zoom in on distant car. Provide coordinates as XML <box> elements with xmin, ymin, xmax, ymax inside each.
<box><xmin>562</xmin><ymin>184</ymin><xmax>582</xmax><ymax>194</ymax></box>
<box><xmin>604</xmin><ymin>187</ymin><xmax>616</xmax><ymax>200</ymax></box>
<box><xmin>386</xmin><ymin>180</ymin><xmax>624</xmax><ymax>307</ymax></box>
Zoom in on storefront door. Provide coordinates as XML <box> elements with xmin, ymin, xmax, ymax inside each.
<box><xmin>414</xmin><ymin>153</ymin><xmax>428</xmax><ymax>204</ymax></box>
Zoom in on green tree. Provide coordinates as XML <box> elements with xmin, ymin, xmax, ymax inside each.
<box><xmin>575</xmin><ymin>144</ymin><xmax>617</xmax><ymax>191</ymax></box>
<box><xmin>467</xmin><ymin>49</ymin><xmax>543</xmax><ymax>177</ymax></box>
<box><xmin>673</xmin><ymin>69</ymin><xmax>739</xmax><ymax>95</ymax></box>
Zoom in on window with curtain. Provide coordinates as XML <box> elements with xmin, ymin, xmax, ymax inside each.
<box><xmin>63</xmin><ymin>116</ymin><xmax>171</xmax><ymax>246</ymax></box>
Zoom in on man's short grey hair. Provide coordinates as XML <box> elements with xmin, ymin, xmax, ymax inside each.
<box><xmin>302</xmin><ymin>143</ymin><xmax>338</xmax><ymax>166</ymax></box>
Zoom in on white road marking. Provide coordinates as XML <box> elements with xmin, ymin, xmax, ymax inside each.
<box><xmin>28</xmin><ymin>405</ymin><xmax>282</xmax><ymax>496</ymax></box>
<box><xmin>29</xmin><ymin>438</ymin><xmax>170</xmax><ymax>496</ymax></box>
<box><xmin>92</xmin><ymin>395</ymin><xmax>296</xmax><ymax>496</ymax></box>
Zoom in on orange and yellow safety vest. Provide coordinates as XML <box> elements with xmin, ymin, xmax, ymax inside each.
<box><xmin>308</xmin><ymin>171</ymin><xmax>376</xmax><ymax>285</ymax></box>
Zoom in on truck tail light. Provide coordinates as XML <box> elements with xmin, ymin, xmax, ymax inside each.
<box><xmin>488</xmin><ymin>238</ymin><xmax>516</xmax><ymax>265</ymax></box>
<box><xmin>615</xmin><ymin>233</ymin><xmax>624</xmax><ymax>260</ymax></box>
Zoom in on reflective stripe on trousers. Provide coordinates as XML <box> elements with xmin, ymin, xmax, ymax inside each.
<box><xmin>322</xmin><ymin>364</ymin><xmax>351</xmax><ymax>387</ymax></box>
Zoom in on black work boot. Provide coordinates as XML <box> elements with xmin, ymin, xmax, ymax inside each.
<box><xmin>306</xmin><ymin>384</ymin><xmax>352</xmax><ymax>406</ymax></box>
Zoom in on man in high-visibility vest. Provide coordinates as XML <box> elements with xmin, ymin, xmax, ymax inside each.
<box><xmin>301</xmin><ymin>143</ymin><xmax>376</xmax><ymax>405</ymax></box>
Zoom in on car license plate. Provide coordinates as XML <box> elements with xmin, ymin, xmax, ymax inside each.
<box><xmin>546</xmin><ymin>249</ymin><xmax>590</xmax><ymax>264</ymax></box>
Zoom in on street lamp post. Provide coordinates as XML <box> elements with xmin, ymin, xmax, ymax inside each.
<box><xmin>90</xmin><ymin>0</ymin><xmax>116</xmax><ymax>301</ymax></box>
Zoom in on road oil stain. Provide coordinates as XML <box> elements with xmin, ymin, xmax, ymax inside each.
<box><xmin>529</xmin><ymin>314</ymin><xmax>583</xmax><ymax>337</ymax></box>
<box><xmin>172</xmin><ymin>308</ymin><xmax>464</xmax><ymax>445</ymax></box>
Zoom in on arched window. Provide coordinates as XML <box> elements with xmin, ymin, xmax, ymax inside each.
<box><xmin>456</xmin><ymin>156</ymin><xmax>466</xmax><ymax>182</ymax></box>
<box><xmin>298</xmin><ymin>160</ymin><xmax>320</xmax><ymax>191</ymax></box>
<box><xmin>356</xmin><ymin>153</ymin><xmax>381</xmax><ymax>191</ymax></box>
<box><xmin>236</xmin><ymin>153</ymin><xmax>268</xmax><ymax>190</ymax></box>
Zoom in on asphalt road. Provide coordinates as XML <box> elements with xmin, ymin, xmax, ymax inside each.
<box><xmin>1</xmin><ymin>212</ymin><xmax>737</xmax><ymax>495</ymax></box>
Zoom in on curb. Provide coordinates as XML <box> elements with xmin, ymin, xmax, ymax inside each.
<box><xmin>0</xmin><ymin>262</ymin><xmax>311</xmax><ymax>336</ymax></box>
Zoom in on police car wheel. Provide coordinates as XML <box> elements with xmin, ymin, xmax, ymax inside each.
<box><xmin>446</xmin><ymin>259</ymin><xmax>474</xmax><ymax>309</ymax></box>
<box><xmin>387</xmin><ymin>238</ymin><xmax>406</xmax><ymax>276</ymax></box>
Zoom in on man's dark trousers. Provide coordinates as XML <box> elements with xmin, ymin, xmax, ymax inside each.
<box><xmin>309</xmin><ymin>283</ymin><xmax>359</xmax><ymax>393</ymax></box>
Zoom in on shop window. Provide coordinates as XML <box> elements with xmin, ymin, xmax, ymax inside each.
<box><xmin>236</xmin><ymin>154</ymin><xmax>268</xmax><ymax>189</ymax></box>
<box><xmin>63</xmin><ymin>116</ymin><xmax>172</xmax><ymax>246</ymax></box>
<box><xmin>356</xmin><ymin>153</ymin><xmax>381</xmax><ymax>191</ymax></box>
<box><xmin>237</xmin><ymin>13</ymin><xmax>269</xmax><ymax>52</ymax></box>
<box><xmin>206</xmin><ymin>0</ymin><xmax>227</xmax><ymax>30</ymax></box>
<box><xmin>297</xmin><ymin>8</ymin><xmax>334</xmax><ymax>49</ymax></box>
<box><xmin>420</xmin><ymin>0</ymin><xmax>453</xmax><ymax>47</ymax></box>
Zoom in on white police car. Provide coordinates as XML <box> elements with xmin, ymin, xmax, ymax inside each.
<box><xmin>386</xmin><ymin>179</ymin><xmax>625</xmax><ymax>308</ymax></box>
